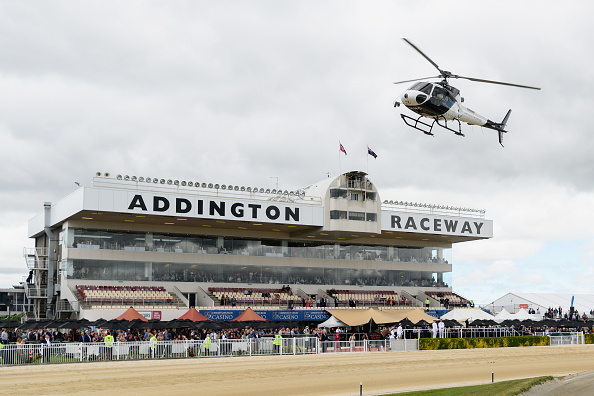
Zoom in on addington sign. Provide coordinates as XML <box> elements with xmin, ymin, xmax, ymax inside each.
<box><xmin>116</xmin><ymin>191</ymin><xmax>323</xmax><ymax>226</ymax></box>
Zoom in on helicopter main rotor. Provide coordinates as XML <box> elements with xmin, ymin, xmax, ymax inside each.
<box><xmin>395</xmin><ymin>38</ymin><xmax>541</xmax><ymax>90</ymax></box>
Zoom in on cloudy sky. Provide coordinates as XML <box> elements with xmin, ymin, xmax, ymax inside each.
<box><xmin>1</xmin><ymin>1</ymin><xmax>593</xmax><ymax>304</ymax></box>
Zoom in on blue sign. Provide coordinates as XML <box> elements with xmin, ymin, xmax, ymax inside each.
<box><xmin>199</xmin><ymin>309</ymin><xmax>330</xmax><ymax>322</ymax></box>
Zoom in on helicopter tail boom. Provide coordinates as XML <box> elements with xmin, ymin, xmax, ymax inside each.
<box><xmin>484</xmin><ymin>109</ymin><xmax>512</xmax><ymax>147</ymax></box>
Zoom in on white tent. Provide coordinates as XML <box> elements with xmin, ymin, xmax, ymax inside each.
<box><xmin>317</xmin><ymin>315</ymin><xmax>349</xmax><ymax>328</ymax></box>
<box><xmin>494</xmin><ymin>308</ymin><xmax>542</xmax><ymax>323</ymax></box>
<box><xmin>440</xmin><ymin>308</ymin><xmax>495</xmax><ymax>322</ymax></box>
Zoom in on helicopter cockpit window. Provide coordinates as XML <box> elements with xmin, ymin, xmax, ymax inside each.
<box><xmin>411</xmin><ymin>82</ymin><xmax>426</xmax><ymax>90</ymax></box>
<box><xmin>417</xmin><ymin>83</ymin><xmax>433</xmax><ymax>95</ymax></box>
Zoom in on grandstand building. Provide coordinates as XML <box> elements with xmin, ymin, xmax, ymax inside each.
<box><xmin>24</xmin><ymin>171</ymin><xmax>493</xmax><ymax>320</ymax></box>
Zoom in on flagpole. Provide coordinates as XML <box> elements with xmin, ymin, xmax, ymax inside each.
<box><xmin>338</xmin><ymin>141</ymin><xmax>341</xmax><ymax>175</ymax></box>
<box><xmin>366</xmin><ymin>145</ymin><xmax>369</xmax><ymax>173</ymax></box>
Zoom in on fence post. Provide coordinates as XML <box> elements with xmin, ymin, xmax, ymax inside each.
<box><xmin>293</xmin><ymin>338</ymin><xmax>296</xmax><ymax>355</ymax></box>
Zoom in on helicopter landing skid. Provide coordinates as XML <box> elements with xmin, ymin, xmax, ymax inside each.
<box><xmin>400</xmin><ymin>114</ymin><xmax>434</xmax><ymax>136</ymax></box>
<box><xmin>435</xmin><ymin>117</ymin><xmax>464</xmax><ymax>137</ymax></box>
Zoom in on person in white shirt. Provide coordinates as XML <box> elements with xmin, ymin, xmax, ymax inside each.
<box><xmin>432</xmin><ymin>320</ymin><xmax>438</xmax><ymax>338</ymax></box>
<box><xmin>438</xmin><ymin>319</ymin><xmax>445</xmax><ymax>338</ymax></box>
<box><xmin>396</xmin><ymin>324</ymin><xmax>403</xmax><ymax>339</ymax></box>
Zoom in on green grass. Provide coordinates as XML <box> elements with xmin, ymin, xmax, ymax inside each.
<box><xmin>382</xmin><ymin>376</ymin><xmax>554</xmax><ymax>396</ymax></box>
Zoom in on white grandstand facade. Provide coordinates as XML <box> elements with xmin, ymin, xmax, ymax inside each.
<box><xmin>24</xmin><ymin>171</ymin><xmax>493</xmax><ymax>320</ymax></box>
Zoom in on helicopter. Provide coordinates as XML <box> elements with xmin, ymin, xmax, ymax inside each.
<box><xmin>393</xmin><ymin>38</ymin><xmax>540</xmax><ymax>146</ymax></box>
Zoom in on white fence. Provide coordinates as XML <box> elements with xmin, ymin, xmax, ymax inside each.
<box><xmin>548</xmin><ymin>332</ymin><xmax>584</xmax><ymax>346</ymax></box>
<box><xmin>0</xmin><ymin>337</ymin><xmax>418</xmax><ymax>366</ymax></box>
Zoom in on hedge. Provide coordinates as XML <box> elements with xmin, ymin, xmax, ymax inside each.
<box><xmin>419</xmin><ymin>335</ymin><xmax>549</xmax><ymax>350</ymax></box>
<box><xmin>585</xmin><ymin>334</ymin><xmax>594</xmax><ymax>344</ymax></box>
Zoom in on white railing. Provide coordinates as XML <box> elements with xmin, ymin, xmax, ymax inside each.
<box><xmin>0</xmin><ymin>336</ymin><xmax>421</xmax><ymax>366</ymax></box>
<box><xmin>548</xmin><ymin>332</ymin><xmax>584</xmax><ymax>346</ymax></box>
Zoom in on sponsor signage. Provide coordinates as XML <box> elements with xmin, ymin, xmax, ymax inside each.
<box><xmin>138</xmin><ymin>311</ymin><xmax>161</xmax><ymax>320</ymax></box>
<box><xmin>381</xmin><ymin>211</ymin><xmax>493</xmax><ymax>238</ymax></box>
<box><xmin>84</xmin><ymin>189</ymin><xmax>323</xmax><ymax>226</ymax></box>
<box><xmin>519</xmin><ymin>304</ymin><xmax>529</xmax><ymax>309</ymax></box>
<box><xmin>199</xmin><ymin>309</ymin><xmax>330</xmax><ymax>322</ymax></box>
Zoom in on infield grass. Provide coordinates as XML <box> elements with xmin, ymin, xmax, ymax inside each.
<box><xmin>383</xmin><ymin>376</ymin><xmax>554</xmax><ymax>396</ymax></box>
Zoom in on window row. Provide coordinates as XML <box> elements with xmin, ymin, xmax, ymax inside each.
<box><xmin>66</xmin><ymin>259</ymin><xmax>451</xmax><ymax>288</ymax></box>
<box><xmin>329</xmin><ymin>211</ymin><xmax>377</xmax><ymax>222</ymax></box>
<box><xmin>68</xmin><ymin>228</ymin><xmax>451</xmax><ymax>264</ymax></box>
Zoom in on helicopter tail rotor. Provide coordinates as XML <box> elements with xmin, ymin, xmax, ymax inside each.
<box><xmin>484</xmin><ymin>109</ymin><xmax>512</xmax><ymax>147</ymax></box>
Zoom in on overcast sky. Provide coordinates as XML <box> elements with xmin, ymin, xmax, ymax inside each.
<box><xmin>1</xmin><ymin>1</ymin><xmax>593</xmax><ymax>305</ymax></box>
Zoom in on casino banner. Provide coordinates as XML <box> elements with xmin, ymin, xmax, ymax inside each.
<box><xmin>199</xmin><ymin>309</ymin><xmax>330</xmax><ymax>322</ymax></box>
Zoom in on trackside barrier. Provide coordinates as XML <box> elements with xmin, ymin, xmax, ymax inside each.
<box><xmin>548</xmin><ymin>332</ymin><xmax>584</xmax><ymax>346</ymax></box>
<box><xmin>0</xmin><ymin>336</ymin><xmax>418</xmax><ymax>366</ymax></box>
<box><xmin>317</xmin><ymin>339</ymin><xmax>419</xmax><ymax>353</ymax></box>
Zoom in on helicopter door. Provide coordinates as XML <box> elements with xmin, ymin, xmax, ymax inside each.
<box><xmin>422</xmin><ymin>85</ymin><xmax>454</xmax><ymax>116</ymax></box>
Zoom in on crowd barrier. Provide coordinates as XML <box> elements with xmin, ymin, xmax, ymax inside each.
<box><xmin>0</xmin><ymin>337</ymin><xmax>418</xmax><ymax>366</ymax></box>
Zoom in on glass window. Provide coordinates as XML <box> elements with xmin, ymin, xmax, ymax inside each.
<box><xmin>365</xmin><ymin>192</ymin><xmax>376</xmax><ymax>201</ymax></box>
<box><xmin>330</xmin><ymin>210</ymin><xmax>347</xmax><ymax>220</ymax></box>
<box><xmin>348</xmin><ymin>211</ymin><xmax>365</xmax><ymax>221</ymax></box>
<box><xmin>330</xmin><ymin>188</ymin><xmax>347</xmax><ymax>198</ymax></box>
<box><xmin>349</xmin><ymin>192</ymin><xmax>359</xmax><ymax>201</ymax></box>
<box><xmin>366</xmin><ymin>213</ymin><xmax>377</xmax><ymax>222</ymax></box>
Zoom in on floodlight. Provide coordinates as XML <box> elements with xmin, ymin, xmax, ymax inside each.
<box><xmin>246</xmin><ymin>187</ymin><xmax>252</xmax><ymax>192</ymax></box>
<box><xmin>153</xmin><ymin>178</ymin><xmax>158</xmax><ymax>183</ymax></box>
<box><xmin>96</xmin><ymin>172</ymin><xmax>102</xmax><ymax>177</ymax></box>
<box><xmin>234</xmin><ymin>186</ymin><xmax>239</xmax><ymax>191</ymax></box>
<box><xmin>131</xmin><ymin>176</ymin><xmax>137</xmax><ymax>181</ymax></box>
<box><xmin>181</xmin><ymin>181</ymin><xmax>186</xmax><ymax>186</ymax></box>
<box><xmin>227</xmin><ymin>185</ymin><xmax>233</xmax><ymax>190</ymax></box>
<box><xmin>116</xmin><ymin>175</ymin><xmax>123</xmax><ymax>180</ymax></box>
<box><xmin>214</xmin><ymin>184</ymin><xmax>219</xmax><ymax>189</ymax></box>
<box><xmin>187</xmin><ymin>181</ymin><xmax>193</xmax><ymax>187</ymax></box>
<box><xmin>124</xmin><ymin>175</ymin><xmax>130</xmax><ymax>181</ymax></box>
<box><xmin>202</xmin><ymin>183</ymin><xmax>207</xmax><ymax>188</ymax></box>
<box><xmin>174</xmin><ymin>180</ymin><xmax>179</xmax><ymax>185</ymax></box>
<box><xmin>283</xmin><ymin>190</ymin><xmax>288</xmax><ymax>194</ymax></box>
<box><xmin>265</xmin><ymin>189</ymin><xmax>271</xmax><ymax>194</ymax></box>
<box><xmin>221</xmin><ymin>185</ymin><xmax>227</xmax><ymax>190</ymax></box>
<box><xmin>240</xmin><ymin>186</ymin><xmax>245</xmax><ymax>191</ymax></box>
<box><xmin>105</xmin><ymin>172</ymin><xmax>110</xmax><ymax>177</ymax></box>
<box><xmin>208</xmin><ymin>183</ymin><xmax>213</xmax><ymax>188</ymax></box>
<box><xmin>139</xmin><ymin>177</ymin><xmax>145</xmax><ymax>182</ymax></box>
<box><xmin>259</xmin><ymin>188</ymin><xmax>265</xmax><ymax>193</ymax></box>
<box><xmin>272</xmin><ymin>189</ymin><xmax>277</xmax><ymax>194</ymax></box>
<box><xmin>160</xmin><ymin>179</ymin><xmax>166</xmax><ymax>184</ymax></box>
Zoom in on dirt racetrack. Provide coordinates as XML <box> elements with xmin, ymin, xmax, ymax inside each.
<box><xmin>2</xmin><ymin>345</ymin><xmax>594</xmax><ymax>396</ymax></box>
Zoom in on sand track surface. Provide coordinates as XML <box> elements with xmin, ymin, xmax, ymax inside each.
<box><xmin>2</xmin><ymin>345</ymin><xmax>594</xmax><ymax>395</ymax></box>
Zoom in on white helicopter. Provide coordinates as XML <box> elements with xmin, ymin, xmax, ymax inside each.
<box><xmin>393</xmin><ymin>38</ymin><xmax>540</xmax><ymax>146</ymax></box>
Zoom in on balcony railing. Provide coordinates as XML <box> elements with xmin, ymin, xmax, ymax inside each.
<box><xmin>26</xmin><ymin>287</ymin><xmax>48</xmax><ymax>298</ymax></box>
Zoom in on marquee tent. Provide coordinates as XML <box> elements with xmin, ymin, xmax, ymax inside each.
<box><xmin>231</xmin><ymin>307</ymin><xmax>267</xmax><ymax>321</ymax></box>
<box><xmin>116</xmin><ymin>307</ymin><xmax>148</xmax><ymax>322</ymax></box>
<box><xmin>494</xmin><ymin>308</ymin><xmax>542</xmax><ymax>323</ymax></box>
<box><xmin>326</xmin><ymin>309</ymin><xmax>435</xmax><ymax>326</ymax></box>
<box><xmin>317</xmin><ymin>315</ymin><xmax>349</xmax><ymax>329</ymax></box>
<box><xmin>177</xmin><ymin>307</ymin><xmax>211</xmax><ymax>322</ymax></box>
<box><xmin>440</xmin><ymin>308</ymin><xmax>494</xmax><ymax>322</ymax></box>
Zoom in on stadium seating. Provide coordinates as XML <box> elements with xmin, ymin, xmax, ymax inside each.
<box><xmin>208</xmin><ymin>287</ymin><xmax>301</xmax><ymax>306</ymax></box>
<box><xmin>75</xmin><ymin>285</ymin><xmax>183</xmax><ymax>309</ymax></box>
<box><xmin>425</xmin><ymin>291</ymin><xmax>469</xmax><ymax>307</ymax></box>
<box><xmin>326</xmin><ymin>289</ymin><xmax>411</xmax><ymax>306</ymax></box>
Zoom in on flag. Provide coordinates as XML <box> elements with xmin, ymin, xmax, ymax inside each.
<box><xmin>339</xmin><ymin>142</ymin><xmax>347</xmax><ymax>155</ymax></box>
<box><xmin>367</xmin><ymin>146</ymin><xmax>377</xmax><ymax>159</ymax></box>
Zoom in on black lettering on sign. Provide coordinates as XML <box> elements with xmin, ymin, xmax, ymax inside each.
<box><xmin>391</xmin><ymin>215</ymin><xmax>401</xmax><ymax>229</ymax></box>
<box><xmin>420</xmin><ymin>218</ymin><xmax>430</xmax><ymax>231</ymax></box>
<box><xmin>176</xmin><ymin>198</ymin><xmax>191</xmax><ymax>214</ymax></box>
<box><xmin>154</xmin><ymin>196</ymin><xmax>169</xmax><ymax>212</ymax></box>
<box><xmin>285</xmin><ymin>207</ymin><xmax>299</xmax><ymax>221</ymax></box>
<box><xmin>210</xmin><ymin>201</ymin><xmax>225</xmax><ymax>216</ymax></box>
<box><xmin>266</xmin><ymin>206</ymin><xmax>280</xmax><ymax>220</ymax></box>
<box><xmin>444</xmin><ymin>219</ymin><xmax>458</xmax><ymax>232</ymax></box>
<box><xmin>128</xmin><ymin>195</ymin><xmax>147</xmax><ymax>211</ymax></box>
<box><xmin>231</xmin><ymin>203</ymin><xmax>244</xmax><ymax>217</ymax></box>
<box><xmin>404</xmin><ymin>217</ymin><xmax>417</xmax><ymax>230</ymax></box>
<box><xmin>461</xmin><ymin>221</ymin><xmax>472</xmax><ymax>234</ymax></box>
<box><xmin>248</xmin><ymin>204</ymin><xmax>261</xmax><ymax>218</ymax></box>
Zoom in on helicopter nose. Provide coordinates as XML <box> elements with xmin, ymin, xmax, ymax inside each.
<box><xmin>415</xmin><ymin>93</ymin><xmax>427</xmax><ymax>104</ymax></box>
<box><xmin>401</xmin><ymin>91</ymin><xmax>427</xmax><ymax>106</ymax></box>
